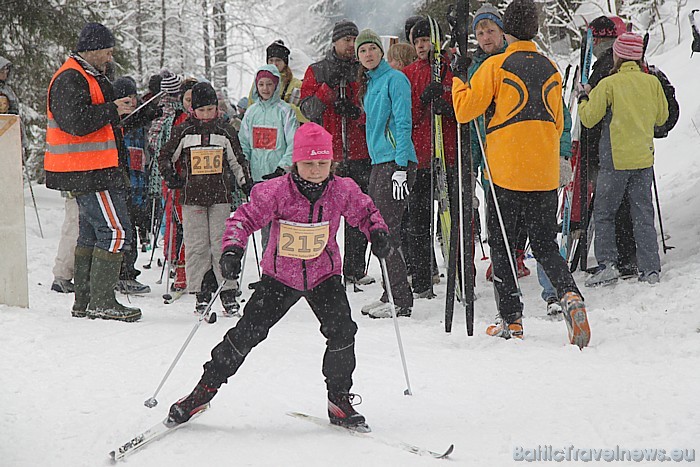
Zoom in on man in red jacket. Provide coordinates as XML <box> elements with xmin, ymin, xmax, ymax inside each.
<box><xmin>402</xmin><ymin>18</ymin><xmax>458</xmax><ymax>297</ymax></box>
<box><xmin>300</xmin><ymin>20</ymin><xmax>375</xmax><ymax>287</ymax></box>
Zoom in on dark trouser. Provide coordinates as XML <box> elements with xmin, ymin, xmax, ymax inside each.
<box><xmin>342</xmin><ymin>159</ymin><xmax>372</xmax><ymax>279</ymax></box>
<box><xmin>405</xmin><ymin>168</ymin><xmax>437</xmax><ymax>293</ymax></box>
<box><xmin>615</xmin><ymin>193</ymin><xmax>637</xmax><ymax>271</ymax></box>
<box><xmin>487</xmin><ymin>185</ymin><xmax>580</xmax><ymax>323</ymax></box>
<box><xmin>368</xmin><ymin>162</ymin><xmax>416</xmax><ymax>308</ymax></box>
<box><xmin>75</xmin><ymin>189</ymin><xmax>132</xmax><ymax>254</ymax></box>
<box><xmin>200</xmin><ymin>275</ymin><xmax>358</xmax><ymax>394</ymax></box>
<box><xmin>120</xmin><ymin>199</ymin><xmax>140</xmax><ymax>280</ymax></box>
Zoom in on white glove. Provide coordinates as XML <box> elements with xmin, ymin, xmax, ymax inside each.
<box><xmin>391</xmin><ymin>170</ymin><xmax>409</xmax><ymax>200</ymax></box>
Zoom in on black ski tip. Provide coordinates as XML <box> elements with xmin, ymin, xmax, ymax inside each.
<box><xmin>163</xmin><ymin>294</ymin><xmax>172</xmax><ymax>300</ymax></box>
<box><xmin>109</xmin><ymin>450</ymin><xmax>116</xmax><ymax>462</ymax></box>
<box><xmin>440</xmin><ymin>444</ymin><xmax>454</xmax><ymax>459</ymax></box>
<box><xmin>207</xmin><ymin>312</ymin><xmax>217</xmax><ymax>324</ymax></box>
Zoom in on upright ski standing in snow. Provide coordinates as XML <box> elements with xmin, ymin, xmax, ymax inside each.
<box><xmin>445</xmin><ymin>0</ymin><xmax>475</xmax><ymax>335</ymax></box>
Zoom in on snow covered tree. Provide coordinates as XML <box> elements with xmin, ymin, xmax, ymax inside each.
<box><xmin>309</xmin><ymin>0</ymin><xmax>345</xmax><ymax>57</ymax></box>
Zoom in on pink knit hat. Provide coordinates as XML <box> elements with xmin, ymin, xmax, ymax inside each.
<box><xmin>256</xmin><ymin>70</ymin><xmax>279</xmax><ymax>86</ymax></box>
<box><xmin>613</xmin><ymin>32</ymin><xmax>644</xmax><ymax>61</ymax></box>
<box><xmin>292</xmin><ymin>123</ymin><xmax>334</xmax><ymax>163</ymax></box>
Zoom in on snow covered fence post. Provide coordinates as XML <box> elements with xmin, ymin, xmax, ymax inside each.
<box><xmin>0</xmin><ymin>114</ymin><xmax>29</xmax><ymax>308</ymax></box>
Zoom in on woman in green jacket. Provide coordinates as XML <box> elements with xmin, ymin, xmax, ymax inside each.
<box><xmin>579</xmin><ymin>33</ymin><xmax>668</xmax><ymax>286</ymax></box>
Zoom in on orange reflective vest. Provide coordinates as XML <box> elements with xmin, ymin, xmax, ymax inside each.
<box><xmin>45</xmin><ymin>57</ymin><xmax>118</xmax><ymax>173</ymax></box>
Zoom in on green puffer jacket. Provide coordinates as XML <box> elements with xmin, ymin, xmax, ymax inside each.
<box><xmin>240</xmin><ymin>65</ymin><xmax>299</xmax><ymax>182</ymax></box>
<box><xmin>579</xmin><ymin>62</ymin><xmax>668</xmax><ymax>170</ymax></box>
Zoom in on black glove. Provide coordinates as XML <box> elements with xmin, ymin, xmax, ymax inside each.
<box><xmin>433</xmin><ymin>99</ymin><xmax>454</xmax><ymax>117</ymax></box>
<box><xmin>240</xmin><ymin>179</ymin><xmax>253</xmax><ymax>197</ymax></box>
<box><xmin>420</xmin><ymin>81</ymin><xmax>444</xmax><ymax>106</ymax></box>
<box><xmin>220</xmin><ymin>247</ymin><xmax>244</xmax><ymax>280</ymax></box>
<box><xmin>370</xmin><ymin>230</ymin><xmax>391</xmax><ymax>259</ymax></box>
<box><xmin>334</xmin><ymin>98</ymin><xmax>361</xmax><ymax>120</ymax></box>
<box><xmin>262</xmin><ymin>167</ymin><xmax>285</xmax><ymax>180</ymax></box>
<box><xmin>451</xmin><ymin>54</ymin><xmax>471</xmax><ymax>81</ymax></box>
<box><xmin>165</xmin><ymin>173</ymin><xmax>185</xmax><ymax>190</ymax></box>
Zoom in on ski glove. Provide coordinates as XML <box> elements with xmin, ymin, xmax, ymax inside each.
<box><xmin>220</xmin><ymin>247</ymin><xmax>244</xmax><ymax>280</ymax></box>
<box><xmin>334</xmin><ymin>98</ymin><xmax>361</xmax><ymax>120</ymax></box>
<box><xmin>391</xmin><ymin>170</ymin><xmax>409</xmax><ymax>200</ymax></box>
<box><xmin>240</xmin><ymin>179</ymin><xmax>253</xmax><ymax>197</ymax></box>
<box><xmin>451</xmin><ymin>54</ymin><xmax>471</xmax><ymax>81</ymax></box>
<box><xmin>433</xmin><ymin>99</ymin><xmax>454</xmax><ymax>117</ymax></box>
<box><xmin>420</xmin><ymin>81</ymin><xmax>444</xmax><ymax>106</ymax></box>
<box><xmin>262</xmin><ymin>167</ymin><xmax>285</xmax><ymax>180</ymax></box>
<box><xmin>370</xmin><ymin>230</ymin><xmax>391</xmax><ymax>259</ymax></box>
<box><xmin>165</xmin><ymin>173</ymin><xmax>185</xmax><ymax>190</ymax></box>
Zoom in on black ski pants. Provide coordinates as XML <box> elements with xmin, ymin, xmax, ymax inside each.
<box><xmin>200</xmin><ymin>275</ymin><xmax>358</xmax><ymax>394</ymax></box>
<box><xmin>368</xmin><ymin>162</ymin><xmax>416</xmax><ymax>309</ymax></box>
<box><xmin>342</xmin><ymin>159</ymin><xmax>372</xmax><ymax>279</ymax></box>
<box><xmin>405</xmin><ymin>168</ymin><xmax>437</xmax><ymax>293</ymax></box>
<box><xmin>486</xmin><ymin>185</ymin><xmax>581</xmax><ymax>323</ymax></box>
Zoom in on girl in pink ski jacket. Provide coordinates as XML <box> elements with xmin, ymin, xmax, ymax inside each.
<box><xmin>222</xmin><ymin>134</ymin><xmax>387</xmax><ymax>291</ymax></box>
<box><xmin>168</xmin><ymin>123</ymin><xmax>390</xmax><ymax>432</ymax></box>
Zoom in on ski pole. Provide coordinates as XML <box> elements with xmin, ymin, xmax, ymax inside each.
<box><xmin>474</xmin><ymin>124</ymin><xmax>522</xmax><ymax>294</ymax></box>
<box><xmin>144</xmin><ymin>280</ymin><xmax>223</xmax><ymax>409</ymax></box>
<box><xmin>651</xmin><ymin>168</ymin><xmax>674</xmax><ymax>253</ymax></box>
<box><xmin>251</xmin><ymin>231</ymin><xmax>262</xmax><ymax>280</ymax></box>
<box><xmin>379</xmin><ymin>258</ymin><xmax>412</xmax><ymax>396</ymax></box>
<box><xmin>143</xmin><ymin>198</ymin><xmax>162</xmax><ymax>269</ymax></box>
<box><xmin>163</xmin><ymin>190</ymin><xmax>177</xmax><ymax>293</ymax></box>
<box><xmin>22</xmin><ymin>151</ymin><xmax>44</xmax><ymax>238</ymax></box>
<box><xmin>157</xmin><ymin>191</ymin><xmax>175</xmax><ymax>285</ymax></box>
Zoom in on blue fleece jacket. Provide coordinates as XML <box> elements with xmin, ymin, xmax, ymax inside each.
<box><xmin>362</xmin><ymin>60</ymin><xmax>417</xmax><ymax>167</ymax></box>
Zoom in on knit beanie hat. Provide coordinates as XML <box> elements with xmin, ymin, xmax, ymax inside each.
<box><xmin>472</xmin><ymin>4</ymin><xmax>504</xmax><ymax>32</ymax></box>
<box><xmin>612</xmin><ymin>32</ymin><xmax>644</xmax><ymax>61</ymax></box>
<box><xmin>113</xmin><ymin>77</ymin><xmax>137</xmax><ymax>99</ymax></box>
<box><xmin>404</xmin><ymin>15</ymin><xmax>424</xmax><ymax>42</ymax></box>
<box><xmin>332</xmin><ymin>20</ymin><xmax>359</xmax><ymax>43</ymax></box>
<box><xmin>256</xmin><ymin>70</ymin><xmax>279</xmax><ymax>87</ymax></box>
<box><xmin>267</xmin><ymin>40</ymin><xmax>291</xmax><ymax>65</ymax></box>
<box><xmin>237</xmin><ymin>97</ymin><xmax>249</xmax><ymax>110</ymax></box>
<box><xmin>148</xmin><ymin>74</ymin><xmax>162</xmax><ymax>95</ymax></box>
<box><xmin>410</xmin><ymin>18</ymin><xmax>433</xmax><ymax>42</ymax></box>
<box><xmin>160</xmin><ymin>70</ymin><xmax>183</xmax><ymax>95</ymax></box>
<box><xmin>355</xmin><ymin>29</ymin><xmax>384</xmax><ymax>56</ymax></box>
<box><xmin>191</xmin><ymin>82</ymin><xmax>218</xmax><ymax>110</ymax></box>
<box><xmin>503</xmin><ymin>0</ymin><xmax>538</xmax><ymax>41</ymax></box>
<box><xmin>292</xmin><ymin>123</ymin><xmax>334</xmax><ymax>163</ymax></box>
<box><xmin>589</xmin><ymin>16</ymin><xmax>618</xmax><ymax>38</ymax></box>
<box><xmin>181</xmin><ymin>78</ymin><xmax>198</xmax><ymax>95</ymax></box>
<box><xmin>75</xmin><ymin>23</ymin><xmax>115</xmax><ymax>52</ymax></box>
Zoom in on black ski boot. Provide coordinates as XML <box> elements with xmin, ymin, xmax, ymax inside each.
<box><xmin>168</xmin><ymin>383</ymin><xmax>218</xmax><ymax>424</ymax></box>
<box><xmin>220</xmin><ymin>289</ymin><xmax>241</xmax><ymax>317</ymax></box>
<box><xmin>328</xmin><ymin>392</ymin><xmax>369</xmax><ymax>432</ymax></box>
<box><xmin>195</xmin><ymin>291</ymin><xmax>212</xmax><ymax>315</ymax></box>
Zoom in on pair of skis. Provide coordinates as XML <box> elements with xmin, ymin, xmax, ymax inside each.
<box><xmin>431</xmin><ymin>0</ymin><xmax>475</xmax><ymax>336</ymax></box>
<box><xmin>110</xmin><ymin>408</ymin><xmax>454</xmax><ymax>461</ymax></box>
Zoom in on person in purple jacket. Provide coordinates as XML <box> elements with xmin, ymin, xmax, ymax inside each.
<box><xmin>168</xmin><ymin>122</ymin><xmax>390</xmax><ymax>431</ymax></box>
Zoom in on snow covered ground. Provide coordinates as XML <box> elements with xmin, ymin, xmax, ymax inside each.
<box><xmin>3</xmin><ymin>24</ymin><xmax>700</xmax><ymax>467</ymax></box>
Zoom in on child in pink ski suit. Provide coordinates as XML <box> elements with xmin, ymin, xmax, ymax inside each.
<box><xmin>168</xmin><ymin>122</ymin><xmax>390</xmax><ymax>431</ymax></box>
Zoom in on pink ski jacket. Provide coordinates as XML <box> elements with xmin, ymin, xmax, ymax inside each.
<box><xmin>222</xmin><ymin>174</ymin><xmax>387</xmax><ymax>291</ymax></box>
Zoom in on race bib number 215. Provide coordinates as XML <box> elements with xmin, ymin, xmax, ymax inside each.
<box><xmin>278</xmin><ymin>220</ymin><xmax>329</xmax><ymax>260</ymax></box>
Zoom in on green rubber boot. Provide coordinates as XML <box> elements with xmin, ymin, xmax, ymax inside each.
<box><xmin>71</xmin><ymin>246</ymin><xmax>94</xmax><ymax>318</ymax></box>
<box><xmin>86</xmin><ymin>249</ymin><xmax>142</xmax><ymax>322</ymax></box>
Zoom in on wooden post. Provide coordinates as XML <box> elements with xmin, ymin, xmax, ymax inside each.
<box><xmin>0</xmin><ymin>114</ymin><xmax>29</xmax><ymax>308</ymax></box>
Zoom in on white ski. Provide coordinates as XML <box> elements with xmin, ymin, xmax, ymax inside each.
<box><xmin>287</xmin><ymin>411</ymin><xmax>454</xmax><ymax>459</ymax></box>
<box><xmin>109</xmin><ymin>405</ymin><xmax>209</xmax><ymax>461</ymax></box>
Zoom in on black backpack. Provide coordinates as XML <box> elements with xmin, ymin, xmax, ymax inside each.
<box><xmin>647</xmin><ymin>65</ymin><xmax>679</xmax><ymax>138</ymax></box>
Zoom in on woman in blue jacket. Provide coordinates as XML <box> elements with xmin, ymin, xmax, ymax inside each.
<box><xmin>355</xmin><ymin>29</ymin><xmax>418</xmax><ymax>319</ymax></box>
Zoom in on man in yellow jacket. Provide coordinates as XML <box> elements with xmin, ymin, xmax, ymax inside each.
<box><xmin>452</xmin><ymin>0</ymin><xmax>590</xmax><ymax>348</ymax></box>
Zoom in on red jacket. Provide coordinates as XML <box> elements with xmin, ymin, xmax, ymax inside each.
<box><xmin>300</xmin><ymin>51</ymin><xmax>369</xmax><ymax>162</ymax></box>
<box><xmin>402</xmin><ymin>58</ymin><xmax>457</xmax><ymax>170</ymax></box>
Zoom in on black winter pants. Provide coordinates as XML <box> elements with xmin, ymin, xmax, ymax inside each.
<box><xmin>342</xmin><ymin>159</ymin><xmax>372</xmax><ymax>279</ymax></box>
<box><xmin>200</xmin><ymin>275</ymin><xmax>358</xmax><ymax>394</ymax></box>
<box><xmin>487</xmin><ymin>185</ymin><xmax>581</xmax><ymax>323</ymax></box>
<box><xmin>405</xmin><ymin>168</ymin><xmax>437</xmax><ymax>293</ymax></box>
